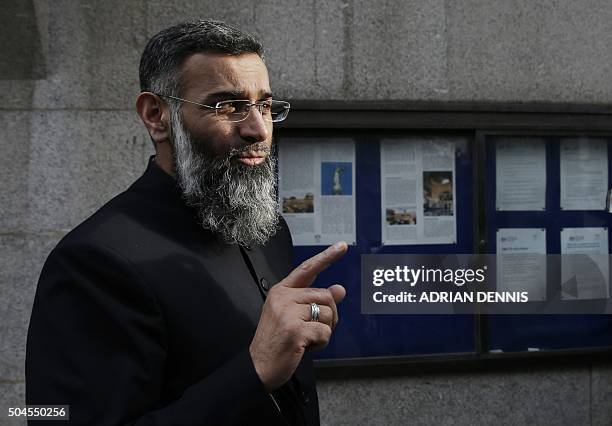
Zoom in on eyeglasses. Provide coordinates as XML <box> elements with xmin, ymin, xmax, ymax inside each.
<box><xmin>156</xmin><ymin>94</ymin><xmax>290</xmax><ymax>123</ymax></box>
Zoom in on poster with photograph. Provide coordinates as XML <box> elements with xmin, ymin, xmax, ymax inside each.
<box><xmin>381</xmin><ymin>138</ymin><xmax>457</xmax><ymax>245</ymax></box>
<box><xmin>560</xmin><ymin>138</ymin><xmax>608</xmax><ymax>211</ymax></box>
<box><xmin>496</xmin><ymin>228</ymin><xmax>547</xmax><ymax>301</ymax></box>
<box><xmin>561</xmin><ymin>227</ymin><xmax>609</xmax><ymax>300</ymax></box>
<box><xmin>278</xmin><ymin>138</ymin><xmax>356</xmax><ymax>246</ymax></box>
<box><xmin>495</xmin><ymin>138</ymin><xmax>546</xmax><ymax>211</ymax></box>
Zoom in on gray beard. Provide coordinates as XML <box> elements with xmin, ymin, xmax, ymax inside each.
<box><xmin>169</xmin><ymin>107</ymin><xmax>279</xmax><ymax>247</ymax></box>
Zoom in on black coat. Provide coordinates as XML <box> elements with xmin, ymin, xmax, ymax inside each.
<box><xmin>26</xmin><ymin>158</ymin><xmax>319</xmax><ymax>425</ymax></box>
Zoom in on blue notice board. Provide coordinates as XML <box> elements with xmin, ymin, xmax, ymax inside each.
<box><xmin>485</xmin><ymin>135</ymin><xmax>612</xmax><ymax>352</ymax></box>
<box><xmin>278</xmin><ymin>132</ymin><xmax>475</xmax><ymax>359</ymax></box>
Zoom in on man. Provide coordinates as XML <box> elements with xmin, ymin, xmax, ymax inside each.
<box><xmin>26</xmin><ymin>19</ymin><xmax>347</xmax><ymax>425</ymax></box>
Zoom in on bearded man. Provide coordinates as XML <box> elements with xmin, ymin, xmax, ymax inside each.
<box><xmin>26</xmin><ymin>20</ymin><xmax>347</xmax><ymax>425</ymax></box>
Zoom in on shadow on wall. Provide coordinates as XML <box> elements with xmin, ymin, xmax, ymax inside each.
<box><xmin>0</xmin><ymin>0</ymin><xmax>45</xmax><ymax>79</ymax></box>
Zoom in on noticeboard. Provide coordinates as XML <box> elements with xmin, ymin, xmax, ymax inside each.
<box><xmin>278</xmin><ymin>131</ymin><xmax>476</xmax><ymax>359</ymax></box>
<box><xmin>484</xmin><ymin>134</ymin><xmax>612</xmax><ymax>352</ymax></box>
<box><xmin>277</xmin><ymin>128</ymin><xmax>612</xmax><ymax>362</ymax></box>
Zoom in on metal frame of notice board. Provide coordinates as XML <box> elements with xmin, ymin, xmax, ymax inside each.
<box><xmin>275</xmin><ymin>101</ymin><xmax>612</xmax><ymax>378</ymax></box>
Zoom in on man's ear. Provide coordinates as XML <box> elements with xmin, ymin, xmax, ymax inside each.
<box><xmin>135</xmin><ymin>92</ymin><xmax>171</xmax><ymax>145</ymax></box>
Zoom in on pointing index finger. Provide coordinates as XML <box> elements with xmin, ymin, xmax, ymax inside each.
<box><xmin>282</xmin><ymin>241</ymin><xmax>348</xmax><ymax>289</ymax></box>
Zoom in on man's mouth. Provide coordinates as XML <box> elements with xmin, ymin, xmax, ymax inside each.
<box><xmin>237</xmin><ymin>156</ymin><xmax>266</xmax><ymax>166</ymax></box>
<box><xmin>234</xmin><ymin>148</ymin><xmax>269</xmax><ymax>166</ymax></box>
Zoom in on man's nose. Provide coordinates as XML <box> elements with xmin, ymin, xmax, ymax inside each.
<box><xmin>237</xmin><ymin>106</ymin><xmax>271</xmax><ymax>143</ymax></box>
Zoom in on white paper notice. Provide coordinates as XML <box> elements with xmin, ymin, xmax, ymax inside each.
<box><xmin>496</xmin><ymin>228</ymin><xmax>547</xmax><ymax>301</ymax></box>
<box><xmin>560</xmin><ymin>138</ymin><xmax>608</xmax><ymax>210</ymax></box>
<box><xmin>495</xmin><ymin>138</ymin><xmax>546</xmax><ymax>211</ymax></box>
<box><xmin>278</xmin><ymin>138</ymin><xmax>356</xmax><ymax>246</ymax></box>
<box><xmin>561</xmin><ymin>227</ymin><xmax>609</xmax><ymax>300</ymax></box>
<box><xmin>381</xmin><ymin>137</ymin><xmax>457</xmax><ymax>245</ymax></box>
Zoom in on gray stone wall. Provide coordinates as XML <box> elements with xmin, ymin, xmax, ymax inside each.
<box><xmin>1</xmin><ymin>1</ymin><xmax>611</xmax><ymax>425</ymax></box>
<box><xmin>318</xmin><ymin>365</ymin><xmax>612</xmax><ymax>425</ymax></box>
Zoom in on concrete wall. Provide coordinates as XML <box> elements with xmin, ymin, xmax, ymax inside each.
<box><xmin>1</xmin><ymin>1</ymin><xmax>611</xmax><ymax>425</ymax></box>
<box><xmin>318</xmin><ymin>364</ymin><xmax>612</xmax><ymax>426</ymax></box>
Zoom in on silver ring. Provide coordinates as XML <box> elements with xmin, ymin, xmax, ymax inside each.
<box><xmin>310</xmin><ymin>303</ymin><xmax>320</xmax><ymax>322</ymax></box>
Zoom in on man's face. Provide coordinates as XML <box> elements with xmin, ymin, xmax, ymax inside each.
<box><xmin>176</xmin><ymin>52</ymin><xmax>273</xmax><ymax>163</ymax></box>
<box><xmin>167</xmin><ymin>52</ymin><xmax>280</xmax><ymax>247</ymax></box>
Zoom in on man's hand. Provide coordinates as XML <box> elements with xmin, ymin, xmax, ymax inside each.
<box><xmin>249</xmin><ymin>241</ymin><xmax>348</xmax><ymax>392</ymax></box>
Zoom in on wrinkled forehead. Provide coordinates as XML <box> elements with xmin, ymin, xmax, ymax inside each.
<box><xmin>178</xmin><ymin>52</ymin><xmax>271</xmax><ymax>98</ymax></box>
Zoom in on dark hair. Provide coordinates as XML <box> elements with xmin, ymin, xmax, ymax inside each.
<box><xmin>139</xmin><ymin>19</ymin><xmax>263</xmax><ymax>96</ymax></box>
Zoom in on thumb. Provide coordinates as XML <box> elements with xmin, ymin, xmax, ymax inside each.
<box><xmin>328</xmin><ymin>284</ymin><xmax>346</xmax><ymax>305</ymax></box>
<box><xmin>281</xmin><ymin>241</ymin><xmax>348</xmax><ymax>289</ymax></box>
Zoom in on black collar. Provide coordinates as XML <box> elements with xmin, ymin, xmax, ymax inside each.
<box><xmin>129</xmin><ymin>156</ymin><xmax>184</xmax><ymax>202</ymax></box>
